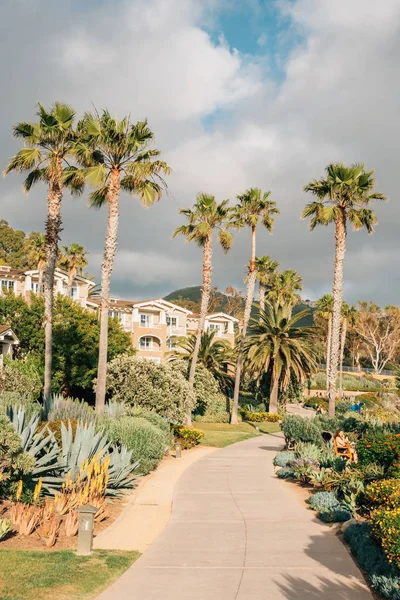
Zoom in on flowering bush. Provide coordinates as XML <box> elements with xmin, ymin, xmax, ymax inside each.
<box><xmin>371</xmin><ymin>507</ymin><xmax>400</xmax><ymax>569</ymax></box>
<box><xmin>365</xmin><ymin>479</ymin><xmax>400</xmax><ymax>511</ymax></box>
<box><xmin>241</xmin><ymin>410</ymin><xmax>280</xmax><ymax>423</ymax></box>
<box><xmin>173</xmin><ymin>425</ymin><xmax>204</xmax><ymax>449</ymax></box>
<box><xmin>288</xmin><ymin>457</ymin><xmax>320</xmax><ymax>482</ymax></box>
<box><xmin>357</xmin><ymin>432</ymin><xmax>400</xmax><ymax>470</ymax></box>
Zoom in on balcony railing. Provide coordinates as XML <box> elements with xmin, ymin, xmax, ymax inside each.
<box><xmin>167</xmin><ymin>326</ymin><xmax>186</xmax><ymax>336</ymax></box>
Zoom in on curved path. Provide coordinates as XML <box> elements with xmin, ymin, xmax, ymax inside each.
<box><xmin>97</xmin><ymin>434</ymin><xmax>372</xmax><ymax>600</ymax></box>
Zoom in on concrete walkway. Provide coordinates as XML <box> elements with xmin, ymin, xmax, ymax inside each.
<box><xmin>97</xmin><ymin>434</ymin><xmax>373</xmax><ymax>600</ymax></box>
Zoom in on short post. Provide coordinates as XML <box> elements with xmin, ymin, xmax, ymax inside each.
<box><xmin>175</xmin><ymin>441</ymin><xmax>182</xmax><ymax>459</ymax></box>
<box><xmin>255</xmin><ymin>425</ymin><xmax>260</xmax><ymax>432</ymax></box>
<box><xmin>77</xmin><ymin>504</ymin><xmax>97</xmax><ymax>556</ymax></box>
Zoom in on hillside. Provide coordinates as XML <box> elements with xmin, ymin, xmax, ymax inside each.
<box><xmin>164</xmin><ymin>286</ymin><xmax>315</xmax><ymax>326</ymax></box>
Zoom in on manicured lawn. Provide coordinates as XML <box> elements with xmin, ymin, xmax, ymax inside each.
<box><xmin>0</xmin><ymin>549</ymin><xmax>140</xmax><ymax>600</ymax></box>
<box><xmin>196</xmin><ymin>422</ymin><xmax>280</xmax><ymax>448</ymax></box>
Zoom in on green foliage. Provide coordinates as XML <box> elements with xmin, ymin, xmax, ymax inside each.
<box><xmin>173</xmin><ymin>425</ymin><xmax>204</xmax><ymax>449</ymax></box>
<box><xmin>280</xmin><ymin>414</ymin><xmax>323</xmax><ymax>448</ymax></box>
<box><xmin>0</xmin><ymin>518</ymin><xmax>12</xmax><ymax>540</ymax></box>
<box><xmin>295</xmin><ymin>441</ymin><xmax>324</xmax><ymax>461</ymax></box>
<box><xmin>0</xmin><ymin>414</ymin><xmax>34</xmax><ymax>497</ymax></box>
<box><xmin>0</xmin><ymin>391</ymin><xmax>40</xmax><ymax>418</ymax></box>
<box><xmin>0</xmin><ymin>220</ymin><xmax>41</xmax><ymax>269</ymax></box>
<box><xmin>170</xmin><ymin>361</ymin><xmax>227</xmax><ymax>416</ymax></box>
<box><xmin>240</xmin><ymin>409</ymin><xmax>280</xmax><ymax>422</ymax></box>
<box><xmin>307</xmin><ymin>491</ymin><xmax>340</xmax><ymax>512</ymax></box>
<box><xmin>365</xmin><ymin>479</ymin><xmax>400</xmax><ymax>511</ymax></box>
<box><xmin>36</xmin><ymin>419</ymin><xmax>78</xmax><ymax>446</ymax></box>
<box><xmin>318</xmin><ymin>508</ymin><xmax>352</xmax><ymax>522</ymax></box>
<box><xmin>288</xmin><ymin>457</ymin><xmax>320</xmax><ymax>482</ymax></box>
<box><xmin>102</xmin><ymin>416</ymin><xmax>166</xmax><ymax>475</ymax></box>
<box><xmin>276</xmin><ymin>467</ymin><xmax>296</xmax><ymax>479</ymax></box>
<box><xmin>273</xmin><ymin>451</ymin><xmax>295</xmax><ymax>467</ymax></box>
<box><xmin>129</xmin><ymin>407</ymin><xmax>173</xmax><ymax>446</ymax></box>
<box><xmin>0</xmin><ymin>357</ymin><xmax>42</xmax><ymax>398</ymax></box>
<box><xmin>344</xmin><ymin>523</ymin><xmax>400</xmax><ymax>599</ymax></box>
<box><xmin>105</xmin><ymin>356</ymin><xmax>196</xmax><ymax>424</ymax></box>
<box><xmin>357</xmin><ymin>432</ymin><xmax>400</xmax><ymax>470</ymax></box>
<box><xmin>43</xmin><ymin>394</ymin><xmax>95</xmax><ymax>423</ymax></box>
<box><xmin>310</xmin><ymin>371</ymin><xmax>384</xmax><ymax>392</ymax></box>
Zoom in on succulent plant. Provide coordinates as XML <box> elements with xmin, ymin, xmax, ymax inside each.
<box><xmin>0</xmin><ymin>518</ymin><xmax>12</xmax><ymax>540</ymax></box>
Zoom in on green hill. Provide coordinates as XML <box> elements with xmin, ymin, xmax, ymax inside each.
<box><xmin>164</xmin><ymin>286</ymin><xmax>315</xmax><ymax>326</ymax></box>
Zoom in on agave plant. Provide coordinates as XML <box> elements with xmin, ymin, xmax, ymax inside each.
<box><xmin>104</xmin><ymin>400</ymin><xmax>126</xmax><ymax>419</ymax></box>
<box><xmin>107</xmin><ymin>446</ymin><xmax>138</xmax><ymax>496</ymax></box>
<box><xmin>42</xmin><ymin>394</ymin><xmax>95</xmax><ymax>423</ymax></box>
<box><xmin>0</xmin><ymin>518</ymin><xmax>12</xmax><ymax>540</ymax></box>
<box><xmin>6</xmin><ymin>407</ymin><xmax>61</xmax><ymax>494</ymax></box>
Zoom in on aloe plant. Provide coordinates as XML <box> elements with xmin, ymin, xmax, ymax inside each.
<box><xmin>0</xmin><ymin>518</ymin><xmax>12</xmax><ymax>540</ymax></box>
<box><xmin>107</xmin><ymin>446</ymin><xmax>138</xmax><ymax>496</ymax></box>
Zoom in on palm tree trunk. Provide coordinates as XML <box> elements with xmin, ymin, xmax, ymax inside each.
<box><xmin>37</xmin><ymin>267</ymin><xmax>43</xmax><ymax>298</ymax></box>
<box><xmin>43</xmin><ymin>161</ymin><xmax>63</xmax><ymax>399</ymax></box>
<box><xmin>328</xmin><ymin>209</ymin><xmax>346</xmax><ymax>417</ymax></box>
<box><xmin>259</xmin><ymin>281</ymin><xmax>265</xmax><ymax>314</ymax></box>
<box><xmin>326</xmin><ymin>314</ymin><xmax>332</xmax><ymax>394</ymax></box>
<box><xmin>66</xmin><ymin>272</ymin><xmax>73</xmax><ymax>298</ymax></box>
<box><xmin>231</xmin><ymin>226</ymin><xmax>257</xmax><ymax>425</ymax></box>
<box><xmin>339</xmin><ymin>317</ymin><xmax>347</xmax><ymax>397</ymax></box>
<box><xmin>95</xmin><ymin>169</ymin><xmax>120</xmax><ymax>413</ymax></box>
<box><xmin>269</xmin><ymin>368</ymin><xmax>279</xmax><ymax>414</ymax></box>
<box><xmin>187</xmin><ymin>235</ymin><xmax>213</xmax><ymax>426</ymax></box>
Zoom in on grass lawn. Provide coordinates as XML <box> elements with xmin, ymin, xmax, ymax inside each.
<box><xmin>0</xmin><ymin>548</ymin><xmax>140</xmax><ymax>600</ymax></box>
<box><xmin>196</xmin><ymin>421</ymin><xmax>281</xmax><ymax>448</ymax></box>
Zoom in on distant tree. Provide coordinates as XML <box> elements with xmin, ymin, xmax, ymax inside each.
<box><xmin>303</xmin><ymin>163</ymin><xmax>386</xmax><ymax>416</ymax></box>
<box><xmin>245</xmin><ymin>303</ymin><xmax>318</xmax><ymax>413</ymax></box>
<box><xmin>173</xmin><ymin>194</ymin><xmax>232</xmax><ymax>424</ymax></box>
<box><xmin>224</xmin><ymin>286</ymin><xmax>244</xmax><ymax>321</ymax></box>
<box><xmin>59</xmin><ymin>243</ymin><xmax>89</xmax><ymax>296</ymax></box>
<box><xmin>256</xmin><ymin>256</ymin><xmax>279</xmax><ymax>313</ymax></box>
<box><xmin>0</xmin><ymin>220</ymin><xmax>27</xmax><ymax>268</ymax></box>
<box><xmin>266</xmin><ymin>269</ymin><xmax>302</xmax><ymax>312</ymax></box>
<box><xmin>353</xmin><ymin>302</ymin><xmax>400</xmax><ymax>374</ymax></box>
<box><xmin>314</xmin><ymin>294</ymin><xmax>334</xmax><ymax>392</ymax></box>
<box><xmin>168</xmin><ymin>296</ymin><xmax>200</xmax><ymax>313</ymax></box>
<box><xmin>230</xmin><ymin>188</ymin><xmax>279</xmax><ymax>424</ymax></box>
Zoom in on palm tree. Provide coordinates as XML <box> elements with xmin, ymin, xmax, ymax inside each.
<box><xmin>245</xmin><ymin>303</ymin><xmax>318</xmax><ymax>413</ymax></box>
<box><xmin>167</xmin><ymin>329</ymin><xmax>234</xmax><ymax>394</ymax></box>
<box><xmin>303</xmin><ymin>163</ymin><xmax>386</xmax><ymax>417</ymax></box>
<box><xmin>4</xmin><ymin>102</ymin><xmax>81</xmax><ymax>398</ymax></box>
<box><xmin>256</xmin><ymin>255</ymin><xmax>279</xmax><ymax>313</ymax></box>
<box><xmin>68</xmin><ymin>110</ymin><xmax>170</xmax><ymax>412</ymax></box>
<box><xmin>230</xmin><ymin>188</ymin><xmax>279</xmax><ymax>424</ymax></box>
<box><xmin>173</xmin><ymin>194</ymin><xmax>232</xmax><ymax>424</ymax></box>
<box><xmin>314</xmin><ymin>294</ymin><xmax>334</xmax><ymax>393</ymax></box>
<box><xmin>28</xmin><ymin>232</ymin><xmax>46</xmax><ymax>297</ymax></box>
<box><xmin>339</xmin><ymin>303</ymin><xmax>356</xmax><ymax>396</ymax></box>
<box><xmin>59</xmin><ymin>243</ymin><xmax>88</xmax><ymax>297</ymax></box>
<box><xmin>266</xmin><ymin>269</ymin><xmax>302</xmax><ymax>311</ymax></box>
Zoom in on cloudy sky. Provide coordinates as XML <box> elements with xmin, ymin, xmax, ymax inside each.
<box><xmin>1</xmin><ymin>0</ymin><xmax>399</xmax><ymax>304</ymax></box>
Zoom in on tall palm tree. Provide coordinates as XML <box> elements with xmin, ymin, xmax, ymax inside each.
<box><xmin>4</xmin><ymin>102</ymin><xmax>81</xmax><ymax>397</ymax></box>
<box><xmin>256</xmin><ymin>255</ymin><xmax>279</xmax><ymax>313</ymax></box>
<box><xmin>167</xmin><ymin>329</ymin><xmax>234</xmax><ymax>394</ymax></box>
<box><xmin>68</xmin><ymin>110</ymin><xmax>170</xmax><ymax>412</ymax></box>
<box><xmin>230</xmin><ymin>188</ymin><xmax>279</xmax><ymax>424</ymax></box>
<box><xmin>339</xmin><ymin>303</ymin><xmax>356</xmax><ymax>396</ymax></box>
<box><xmin>28</xmin><ymin>232</ymin><xmax>46</xmax><ymax>297</ymax></box>
<box><xmin>266</xmin><ymin>269</ymin><xmax>302</xmax><ymax>311</ymax></box>
<box><xmin>59</xmin><ymin>242</ymin><xmax>88</xmax><ymax>297</ymax></box>
<box><xmin>314</xmin><ymin>293</ymin><xmax>334</xmax><ymax>393</ymax></box>
<box><xmin>245</xmin><ymin>304</ymin><xmax>318</xmax><ymax>413</ymax></box>
<box><xmin>303</xmin><ymin>163</ymin><xmax>386</xmax><ymax>417</ymax></box>
<box><xmin>173</xmin><ymin>194</ymin><xmax>232</xmax><ymax>424</ymax></box>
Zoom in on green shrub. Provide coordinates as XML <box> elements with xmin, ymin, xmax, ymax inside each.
<box><xmin>0</xmin><ymin>392</ymin><xmax>40</xmax><ymax>418</ymax></box>
<box><xmin>103</xmin><ymin>416</ymin><xmax>166</xmax><ymax>475</ymax></box>
<box><xmin>295</xmin><ymin>442</ymin><xmax>323</xmax><ymax>461</ymax></box>
<box><xmin>365</xmin><ymin>479</ymin><xmax>400</xmax><ymax>511</ymax></box>
<box><xmin>276</xmin><ymin>467</ymin><xmax>296</xmax><ymax>479</ymax></box>
<box><xmin>357</xmin><ymin>432</ymin><xmax>400</xmax><ymax>469</ymax></box>
<box><xmin>311</xmin><ymin>372</ymin><xmax>383</xmax><ymax>392</ymax></box>
<box><xmin>318</xmin><ymin>508</ymin><xmax>352</xmax><ymax>522</ymax></box>
<box><xmin>0</xmin><ymin>414</ymin><xmax>34</xmax><ymax>497</ymax></box>
<box><xmin>0</xmin><ymin>358</ymin><xmax>42</xmax><ymax>399</ymax></box>
<box><xmin>274</xmin><ymin>451</ymin><xmax>295</xmax><ymax>467</ymax></box>
<box><xmin>43</xmin><ymin>395</ymin><xmax>95</xmax><ymax>424</ymax></box>
<box><xmin>193</xmin><ymin>392</ymin><xmax>230</xmax><ymax>423</ymax></box>
<box><xmin>280</xmin><ymin>414</ymin><xmax>323</xmax><ymax>448</ymax></box>
<box><xmin>240</xmin><ymin>410</ymin><xmax>280</xmax><ymax>423</ymax></box>
<box><xmin>307</xmin><ymin>491</ymin><xmax>340</xmax><ymax>512</ymax></box>
<box><xmin>344</xmin><ymin>523</ymin><xmax>400</xmax><ymax>599</ymax></box>
<box><xmin>105</xmin><ymin>357</ymin><xmax>196</xmax><ymax>423</ymax></box>
<box><xmin>0</xmin><ymin>518</ymin><xmax>12</xmax><ymax>540</ymax></box>
<box><xmin>371</xmin><ymin>507</ymin><xmax>400</xmax><ymax>568</ymax></box>
<box><xmin>288</xmin><ymin>457</ymin><xmax>320</xmax><ymax>482</ymax></box>
<box><xmin>173</xmin><ymin>425</ymin><xmax>204</xmax><ymax>449</ymax></box>
<box><xmin>129</xmin><ymin>407</ymin><xmax>173</xmax><ymax>447</ymax></box>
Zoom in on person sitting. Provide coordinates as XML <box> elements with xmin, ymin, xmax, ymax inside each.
<box><xmin>334</xmin><ymin>429</ymin><xmax>358</xmax><ymax>463</ymax></box>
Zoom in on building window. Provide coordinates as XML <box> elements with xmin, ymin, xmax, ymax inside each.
<box><xmin>209</xmin><ymin>323</ymin><xmax>221</xmax><ymax>333</ymax></box>
<box><xmin>139</xmin><ymin>336</ymin><xmax>153</xmax><ymax>350</ymax></box>
<box><xmin>167</xmin><ymin>337</ymin><xmax>177</xmax><ymax>351</ymax></box>
<box><xmin>1</xmin><ymin>280</ymin><xmax>14</xmax><ymax>292</ymax></box>
<box><xmin>140</xmin><ymin>313</ymin><xmax>152</xmax><ymax>327</ymax></box>
<box><xmin>166</xmin><ymin>316</ymin><xmax>177</xmax><ymax>328</ymax></box>
<box><xmin>109</xmin><ymin>310</ymin><xmax>124</xmax><ymax>323</ymax></box>
<box><xmin>31</xmin><ymin>282</ymin><xmax>44</xmax><ymax>294</ymax></box>
<box><xmin>70</xmin><ymin>286</ymin><xmax>78</xmax><ymax>299</ymax></box>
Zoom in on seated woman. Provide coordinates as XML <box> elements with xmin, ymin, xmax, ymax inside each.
<box><xmin>334</xmin><ymin>429</ymin><xmax>358</xmax><ymax>463</ymax></box>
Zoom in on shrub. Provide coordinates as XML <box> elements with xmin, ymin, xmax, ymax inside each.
<box><xmin>276</xmin><ymin>467</ymin><xmax>296</xmax><ymax>479</ymax></box>
<box><xmin>0</xmin><ymin>518</ymin><xmax>12</xmax><ymax>540</ymax></box>
<box><xmin>365</xmin><ymin>479</ymin><xmax>400</xmax><ymax>511</ymax></box>
<box><xmin>43</xmin><ymin>395</ymin><xmax>95</xmax><ymax>424</ymax></box>
<box><xmin>307</xmin><ymin>491</ymin><xmax>340</xmax><ymax>512</ymax></box>
<box><xmin>280</xmin><ymin>414</ymin><xmax>323</xmax><ymax>448</ymax></box>
<box><xmin>344</xmin><ymin>523</ymin><xmax>400</xmax><ymax>599</ymax></box>
<box><xmin>0</xmin><ymin>358</ymin><xmax>42</xmax><ymax>398</ymax></box>
<box><xmin>193</xmin><ymin>392</ymin><xmax>230</xmax><ymax>423</ymax></box>
<box><xmin>105</xmin><ymin>357</ymin><xmax>196</xmax><ymax>423</ymax></box>
<box><xmin>170</xmin><ymin>362</ymin><xmax>224</xmax><ymax>415</ymax></box>
<box><xmin>36</xmin><ymin>419</ymin><xmax>78</xmax><ymax>446</ymax></box>
<box><xmin>0</xmin><ymin>392</ymin><xmax>40</xmax><ymax>418</ymax></box>
<box><xmin>0</xmin><ymin>414</ymin><xmax>34</xmax><ymax>497</ymax></box>
<box><xmin>240</xmin><ymin>410</ymin><xmax>280</xmax><ymax>423</ymax></box>
<box><xmin>103</xmin><ymin>416</ymin><xmax>166</xmax><ymax>475</ymax></box>
<box><xmin>288</xmin><ymin>457</ymin><xmax>320</xmax><ymax>482</ymax></box>
<box><xmin>274</xmin><ymin>451</ymin><xmax>295</xmax><ymax>467</ymax></box>
<box><xmin>357</xmin><ymin>432</ymin><xmax>400</xmax><ymax>470</ymax></box>
<box><xmin>173</xmin><ymin>425</ymin><xmax>204</xmax><ymax>449</ymax></box>
<box><xmin>372</xmin><ymin>507</ymin><xmax>400</xmax><ymax>569</ymax></box>
<box><xmin>129</xmin><ymin>407</ymin><xmax>173</xmax><ymax>447</ymax></box>
<box><xmin>295</xmin><ymin>442</ymin><xmax>323</xmax><ymax>461</ymax></box>
<box><xmin>318</xmin><ymin>508</ymin><xmax>353</xmax><ymax>523</ymax></box>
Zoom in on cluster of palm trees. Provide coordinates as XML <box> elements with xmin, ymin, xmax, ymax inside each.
<box><xmin>5</xmin><ymin>102</ymin><xmax>170</xmax><ymax>409</ymax></box>
<box><xmin>5</xmin><ymin>103</ymin><xmax>385</xmax><ymax>420</ymax></box>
